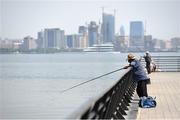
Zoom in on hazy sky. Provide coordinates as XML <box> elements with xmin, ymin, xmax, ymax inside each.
<box><xmin>0</xmin><ymin>0</ymin><xmax>180</xmax><ymax>40</ymax></box>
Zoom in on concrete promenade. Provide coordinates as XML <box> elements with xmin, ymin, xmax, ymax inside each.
<box><xmin>137</xmin><ymin>72</ymin><xmax>180</xmax><ymax>119</ymax></box>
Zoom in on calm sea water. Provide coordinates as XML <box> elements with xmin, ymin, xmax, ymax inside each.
<box><xmin>0</xmin><ymin>52</ymin><xmax>179</xmax><ymax>119</ymax></box>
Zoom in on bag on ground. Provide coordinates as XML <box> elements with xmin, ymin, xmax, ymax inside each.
<box><xmin>139</xmin><ymin>96</ymin><xmax>156</xmax><ymax>108</ymax></box>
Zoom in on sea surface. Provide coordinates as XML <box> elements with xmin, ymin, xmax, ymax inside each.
<box><xmin>0</xmin><ymin>52</ymin><xmax>179</xmax><ymax>119</ymax></box>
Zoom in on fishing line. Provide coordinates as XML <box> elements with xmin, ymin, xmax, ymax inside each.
<box><xmin>60</xmin><ymin>67</ymin><xmax>126</xmax><ymax>94</ymax></box>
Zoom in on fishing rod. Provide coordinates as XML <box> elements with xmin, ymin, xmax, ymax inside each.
<box><xmin>60</xmin><ymin>67</ymin><xmax>127</xmax><ymax>94</ymax></box>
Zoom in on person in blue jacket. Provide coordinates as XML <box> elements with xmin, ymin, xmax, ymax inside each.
<box><xmin>124</xmin><ymin>53</ymin><xmax>149</xmax><ymax>98</ymax></box>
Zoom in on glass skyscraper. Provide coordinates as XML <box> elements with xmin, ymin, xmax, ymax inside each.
<box><xmin>66</xmin><ymin>35</ymin><xmax>73</xmax><ymax>48</ymax></box>
<box><xmin>78</xmin><ymin>26</ymin><xmax>87</xmax><ymax>35</ymax></box>
<box><xmin>129</xmin><ymin>21</ymin><xmax>144</xmax><ymax>50</ymax></box>
<box><xmin>88</xmin><ymin>21</ymin><xmax>98</xmax><ymax>47</ymax></box>
<box><xmin>44</xmin><ymin>28</ymin><xmax>65</xmax><ymax>49</ymax></box>
<box><xmin>37</xmin><ymin>31</ymin><xmax>44</xmax><ymax>49</ymax></box>
<box><xmin>102</xmin><ymin>13</ymin><xmax>115</xmax><ymax>43</ymax></box>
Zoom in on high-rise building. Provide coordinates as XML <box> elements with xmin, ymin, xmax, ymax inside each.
<box><xmin>165</xmin><ymin>40</ymin><xmax>172</xmax><ymax>50</ymax></box>
<box><xmin>129</xmin><ymin>21</ymin><xmax>144</xmax><ymax>51</ymax></box>
<box><xmin>171</xmin><ymin>37</ymin><xmax>180</xmax><ymax>51</ymax></box>
<box><xmin>79</xmin><ymin>26</ymin><xmax>87</xmax><ymax>35</ymax></box>
<box><xmin>66</xmin><ymin>34</ymin><xmax>81</xmax><ymax>49</ymax></box>
<box><xmin>66</xmin><ymin>35</ymin><xmax>73</xmax><ymax>48</ymax></box>
<box><xmin>114</xmin><ymin>25</ymin><xmax>126</xmax><ymax>51</ymax></box>
<box><xmin>73</xmin><ymin>35</ymin><xmax>81</xmax><ymax>48</ymax></box>
<box><xmin>79</xmin><ymin>33</ymin><xmax>88</xmax><ymax>49</ymax></box>
<box><xmin>88</xmin><ymin>21</ymin><xmax>98</xmax><ymax>47</ymax></box>
<box><xmin>0</xmin><ymin>39</ymin><xmax>22</xmax><ymax>49</ymax></box>
<box><xmin>22</xmin><ymin>36</ymin><xmax>37</xmax><ymax>50</ymax></box>
<box><xmin>114</xmin><ymin>35</ymin><xmax>128</xmax><ymax>52</ymax></box>
<box><xmin>59</xmin><ymin>30</ymin><xmax>65</xmax><ymax>49</ymax></box>
<box><xmin>144</xmin><ymin>35</ymin><xmax>154</xmax><ymax>51</ymax></box>
<box><xmin>153</xmin><ymin>39</ymin><xmax>166</xmax><ymax>51</ymax></box>
<box><xmin>101</xmin><ymin>13</ymin><xmax>115</xmax><ymax>43</ymax></box>
<box><xmin>37</xmin><ymin>31</ymin><xmax>44</xmax><ymax>49</ymax></box>
<box><xmin>44</xmin><ymin>28</ymin><xmax>65</xmax><ymax>49</ymax></box>
<box><xmin>0</xmin><ymin>39</ymin><xmax>13</xmax><ymax>49</ymax></box>
<box><xmin>78</xmin><ymin>26</ymin><xmax>88</xmax><ymax>48</ymax></box>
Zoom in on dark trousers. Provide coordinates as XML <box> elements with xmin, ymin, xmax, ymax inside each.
<box><xmin>146</xmin><ymin>62</ymin><xmax>151</xmax><ymax>74</ymax></box>
<box><xmin>136</xmin><ymin>80</ymin><xmax>148</xmax><ymax>97</ymax></box>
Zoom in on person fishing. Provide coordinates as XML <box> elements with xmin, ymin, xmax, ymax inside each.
<box><xmin>143</xmin><ymin>51</ymin><xmax>152</xmax><ymax>74</ymax></box>
<box><xmin>123</xmin><ymin>53</ymin><xmax>150</xmax><ymax>99</ymax></box>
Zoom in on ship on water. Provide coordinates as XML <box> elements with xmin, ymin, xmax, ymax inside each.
<box><xmin>83</xmin><ymin>43</ymin><xmax>114</xmax><ymax>52</ymax></box>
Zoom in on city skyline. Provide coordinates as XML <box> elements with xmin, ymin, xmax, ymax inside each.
<box><xmin>0</xmin><ymin>0</ymin><xmax>180</xmax><ymax>40</ymax></box>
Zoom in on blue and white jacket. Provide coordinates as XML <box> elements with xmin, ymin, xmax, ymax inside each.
<box><xmin>130</xmin><ymin>59</ymin><xmax>149</xmax><ymax>82</ymax></box>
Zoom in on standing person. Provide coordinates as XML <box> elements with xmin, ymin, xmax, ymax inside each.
<box><xmin>124</xmin><ymin>53</ymin><xmax>150</xmax><ymax>99</ymax></box>
<box><xmin>143</xmin><ymin>51</ymin><xmax>152</xmax><ymax>74</ymax></box>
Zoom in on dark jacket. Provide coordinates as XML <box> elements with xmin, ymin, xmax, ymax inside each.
<box><xmin>144</xmin><ymin>54</ymin><xmax>152</xmax><ymax>64</ymax></box>
<box><xmin>130</xmin><ymin>59</ymin><xmax>149</xmax><ymax>82</ymax></box>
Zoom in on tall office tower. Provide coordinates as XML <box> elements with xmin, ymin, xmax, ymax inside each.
<box><xmin>171</xmin><ymin>37</ymin><xmax>180</xmax><ymax>51</ymax></box>
<box><xmin>22</xmin><ymin>36</ymin><xmax>37</xmax><ymax>50</ymax></box>
<box><xmin>144</xmin><ymin>35</ymin><xmax>154</xmax><ymax>51</ymax></box>
<box><xmin>78</xmin><ymin>26</ymin><xmax>87</xmax><ymax>35</ymax></box>
<box><xmin>79</xmin><ymin>34</ymin><xmax>88</xmax><ymax>48</ymax></box>
<box><xmin>44</xmin><ymin>28</ymin><xmax>65</xmax><ymax>49</ymax></box>
<box><xmin>101</xmin><ymin>13</ymin><xmax>115</xmax><ymax>43</ymax></box>
<box><xmin>78</xmin><ymin>26</ymin><xmax>88</xmax><ymax>48</ymax></box>
<box><xmin>73</xmin><ymin>35</ymin><xmax>81</xmax><ymax>48</ymax></box>
<box><xmin>37</xmin><ymin>31</ymin><xmax>44</xmax><ymax>49</ymax></box>
<box><xmin>59</xmin><ymin>30</ymin><xmax>65</xmax><ymax>49</ymax></box>
<box><xmin>129</xmin><ymin>21</ymin><xmax>144</xmax><ymax>51</ymax></box>
<box><xmin>88</xmin><ymin>21</ymin><xmax>98</xmax><ymax>47</ymax></box>
<box><xmin>66</xmin><ymin>34</ymin><xmax>81</xmax><ymax>49</ymax></box>
<box><xmin>66</xmin><ymin>35</ymin><xmax>74</xmax><ymax>48</ymax></box>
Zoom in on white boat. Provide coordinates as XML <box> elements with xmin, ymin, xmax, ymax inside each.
<box><xmin>83</xmin><ymin>43</ymin><xmax>114</xmax><ymax>52</ymax></box>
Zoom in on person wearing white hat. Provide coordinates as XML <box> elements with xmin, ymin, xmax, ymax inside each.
<box><xmin>124</xmin><ymin>53</ymin><xmax>150</xmax><ymax>99</ymax></box>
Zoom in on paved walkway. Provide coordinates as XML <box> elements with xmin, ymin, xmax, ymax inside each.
<box><xmin>137</xmin><ymin>72</ymin><xmax>180</xmax><ymax>119</ymax></box>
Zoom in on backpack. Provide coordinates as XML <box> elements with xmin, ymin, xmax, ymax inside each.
<box><xmin>139</xmin><ymin>96</ymin><xmax>157</xmax><ymax>108</ymax></box>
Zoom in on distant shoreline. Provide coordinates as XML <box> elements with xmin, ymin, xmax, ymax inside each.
<box><xmin>0</xmin><ymin>51</ymin><xmax>179</xmax><ymax>54</ymax></box>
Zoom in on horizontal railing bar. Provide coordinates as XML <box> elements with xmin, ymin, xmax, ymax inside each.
<box><xmin>156</xmin><ymin>67</ymin><xmax>179</xmax><ymax>69</ymax></box>
<box><xmin>155</xmin><ymin>63</ymin><xmax>179</xmax><ymax>65</ymax></box>
<box><xmin>152</xmin><ymin>56</ymin><xmax>180</xmax><ymax>57</ymax></box>
<box><xmin>153</xmin><ymin>59</ymin><xmax>180</xmax><ymax>61</ymax></box>
<box><xmin>156</xmin><ymin>64</ymin><xmax>179</xmax><ymax>66</ymax></box>
<box><xmin>154</xmin><ymin>62</ymin><xmax>180</xmax><ymax>63</ymax></box>
<box><xmin>158</xmin><ymin>68</ymin><xmax>180</xmax><ymax>70</ymax></box>
<box><xmin>152</xmin><ymin>58</ymin><xmax>179</xmax><ymax>60</ymax></box>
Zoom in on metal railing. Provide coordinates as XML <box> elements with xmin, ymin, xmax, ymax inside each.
<box><xmin>70</xmin><ymin>68</ymin><xmax>136</xmax><ymax>119</ymax></box>
<box><xmin>152</xmin><ymin>56</ymin><xmax>180</xmax><ymax>72</ymax></box>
